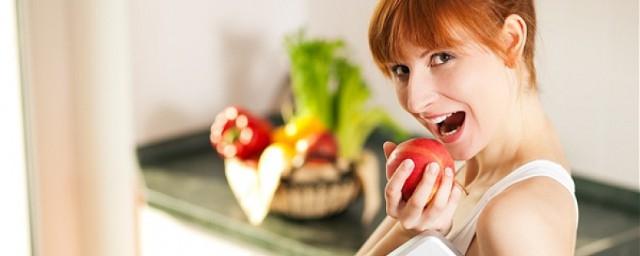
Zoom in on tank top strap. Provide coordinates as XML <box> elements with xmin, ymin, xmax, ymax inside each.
<box><xmin>448</xmin><ymin>160</ymin><xmax>578</xmax><ymax>254</ymax></box>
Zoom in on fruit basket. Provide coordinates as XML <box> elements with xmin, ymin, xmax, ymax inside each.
<box><xmin>270</xmin><ymin>169</ymin><xmax>360</xmax><ymax>219</ymax></box>
<box><xmin>223</xmin><ymin>150</ymin><xmax>378</xmax><ymax>223</ymax></box>
<box><xmin>212</xmin><ymin>32</ymin><xmax>407</xmax><ymax>225</ymax></box>
<box><xmin>268</xmin><ymin>155</ymin><xmax>364</xmax><ymax>219</ymax></box>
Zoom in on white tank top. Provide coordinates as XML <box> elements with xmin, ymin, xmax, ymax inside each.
<box><xmin>447</xmin><ymin>160</ymin><xmax>579</xmax><ymax>254</ymax></box>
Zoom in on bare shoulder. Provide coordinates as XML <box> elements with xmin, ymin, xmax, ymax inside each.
<box><xmin>475</xmin><ymin>176</ymin><xmax>577</xmax><ymax>255</ymax></box>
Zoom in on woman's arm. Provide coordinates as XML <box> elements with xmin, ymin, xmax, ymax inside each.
<box><xmin>356</xmin><ymin>216</ymin><xmax>400</xmax><ymax>255</ymax></box>
<box><xmin>474</xmin><ymin>177</ymin><xmax>578</xmax><ymax>255</ymax></box>
<box><xmin>357</xmin><ymin>142</ymin><xmax>464</xmax><ymax>255</ymax></box>
<box><xmin>357</xmin><ymin>163</ymin><xmax>464</xmax><ymax>255</ymax></box>
<box><xmin>356</xmin><ymin>217</ymin><xmax>414</xmax><ymax>256</ymax></box>
<box><xmin>356</xmin><ymin>142</ymin><xmax>405</xmax><ymax>256</ymax></box>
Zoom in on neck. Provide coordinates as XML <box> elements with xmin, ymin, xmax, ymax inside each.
<box><xmin>464</xmin><ymin>89</ymin><xmax>555</xmax><ymax>186</ymax></box>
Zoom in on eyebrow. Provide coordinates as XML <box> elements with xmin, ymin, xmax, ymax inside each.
<box><xmin>382</xmin><ymin>49</ymin><xmax>432</xmax><ymax>67</ymax></box>
<box><xmin>419</xmin><ymin>50</ymin><xmax>431</xmax><ymax>59</ymax></box>
<box><xmin>383</xmin><ymin>62</ymin><xmax>400</xmax><ymax>68</ymax></box>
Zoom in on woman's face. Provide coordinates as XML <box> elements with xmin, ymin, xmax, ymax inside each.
<box><xmin>389</xmin><ymin>41</ymin><xmax>514</xmax><ymax>160</ymax></box>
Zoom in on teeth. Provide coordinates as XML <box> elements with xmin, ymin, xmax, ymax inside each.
<box><xmin>440</xmin><ymin>127</ymin><xmax>459</xmax><ymax>137</ymax></box>
<box><xmin>427</xmin><ymin>113</ymin><xmax>452</xmax><ymax>124</ymax></box>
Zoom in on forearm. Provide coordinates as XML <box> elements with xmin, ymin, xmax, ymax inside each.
<box><xmin>356</xmin><ymin>217</ymin><xmax>413</xmax><ymax>256</ymax></box>
<box><xmin>356</xmin><ymin>216</ymin><xmax>396</xmax><ymax>256</ymax></box>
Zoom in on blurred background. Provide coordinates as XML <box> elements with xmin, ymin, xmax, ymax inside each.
<box><xmin>1</xmin><ymin>0</ymin><xmax>638</xmax><ymax>255</ymax></box>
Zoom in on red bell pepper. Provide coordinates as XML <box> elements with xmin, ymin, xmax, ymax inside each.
<box><xmin>210</xmin><ymin>106</ymin><xmax>272</xmax><ymax>160</ymax></box>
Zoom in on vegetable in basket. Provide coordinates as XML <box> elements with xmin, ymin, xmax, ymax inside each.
<box><xmin>210</xmin><ymin>106</ymin><xmax>272</xmax><ymax>160</ymax></box>
<box><xmin>284</xmin><ymin>32</ymin><xmax>409</xmax><ymax>164</ymax></box>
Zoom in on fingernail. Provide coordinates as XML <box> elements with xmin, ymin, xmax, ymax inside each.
<box><xmin>429</xmin><ymin>163</ymin><xmax>439</xmax><ymax>175</ymax></box>
<box><xmin>445</xmin><ymin>167</ymin><xmax>453</xmax><ymax>177</ymax></box>
<box><xmin>401</xmin><ymin>159</ymin><xmax>414</xmax><ymax>171</ymax></box>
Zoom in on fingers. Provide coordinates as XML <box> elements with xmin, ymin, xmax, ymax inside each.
<box><xmin>384</xmin><ymin>158</ymin><xmax>465</xmax><ymax>236</ymax></box>
<box><xmin>403</xmin><ymin>163</ymin><xmax>440</xmax><ymax>216</ymax></box>
<box><xmin>382</xmin><ymin>141</ymin><xmax>396</xmax><ymax>159</ymax></box>
<box><xmin>439</xmin><ymin>182</ymin><xmax>464</xmax><ymax>221</ymax></box>
<box><xmin>427</xmin><ymin>166</ymin><xmax>455</xmax><ymax>213</ymax></box>
<box><xmin>383</xmin><ymin>141</ymin><xmax>398</xmax><ymax>180</ymax></box>
<box><xmin>385</xmin><ymin>159</ymin><xmax>413</xmax><ymax>217</ymax></box>
<box><xmin>396</xmin><ymin>164</ymin><xmax>465</xmax><ymax>235</ymax></box>
<box><xmin>422</xmin><ymin>167</ymin><xmax>464</xmax><ymax>233</ymax></box>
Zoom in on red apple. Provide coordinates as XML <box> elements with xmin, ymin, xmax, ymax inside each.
<box><xmin>295</xmin><ymin>131</ymin><xmax>338</xmax><ymax>162</ymax></box>
<box><xmin>387</xmin><ymin>138</ymin><xmax>455</xmax><ymax>201</ymax></box>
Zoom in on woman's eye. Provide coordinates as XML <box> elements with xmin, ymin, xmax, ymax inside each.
<box><xmin>391</xmin><ymin>64</ymin><xmax>410</xmax><ymax>78</ymax></box>
<box><xmin>430</xmin><ymin>52</ymin><xmax>454</xmax><ymax>66</ymax></box>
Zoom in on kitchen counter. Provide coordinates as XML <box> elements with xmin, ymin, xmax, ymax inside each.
<box><xmin>139</xmin><ymin>130</ymin><xmax>640</xmax><ymax>256</ymax></box>
<box><xmin>140</xmin><ymin>131</ymin><xmax>392</xmax><ymax>256</ymax></box>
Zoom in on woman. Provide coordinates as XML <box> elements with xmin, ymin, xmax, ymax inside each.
<box><xmin>357</xmin><ymin>0</ymin><xmax>578</xmax><ymax>255</ymax></box>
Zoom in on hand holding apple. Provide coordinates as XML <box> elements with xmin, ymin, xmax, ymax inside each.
<box><xmin>386</xmin><ymin>138</ymin><xmax>455</xmax><ymax>201</ymax></box>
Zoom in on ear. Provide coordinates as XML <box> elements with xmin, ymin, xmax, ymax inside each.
<box><xmin>502</xmin><ymin>14</ymin><xmax>527</xmax><ymax>68</ymax></box>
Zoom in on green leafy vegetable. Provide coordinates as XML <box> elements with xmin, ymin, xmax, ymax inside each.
<box><xmin>285</xmin><ymin>31</ymin><xmax>408</xmax><ymax>162</ymax></box>
<box><xmin>285</xmin><ymin>32</ymin><xmax>342</xmax><ymax>130</ymax></box>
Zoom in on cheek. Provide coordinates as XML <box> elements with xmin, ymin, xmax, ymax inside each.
<box><xmin>395</xmin><ymin>85</ymin><xmax>434</xmax><ymax>131</ymax></box>
<box><xmin>452</xmin><ymin>57</ymin><xmax>499</xmax><ymax>94</ymax></box>
<box><xmin>395</xmin><ymin>85</ymin><xmax>410</xmax><ymax>111</ymax></box>
<box><xmin>443</xmin><ymin>57</ymin><xmax>511</xmax><ymax>157</ymax></box>
<box><xmin>473</xmin><ymin>65</ymin><xmax>512</xmax><ymax>120</ymax></box>
<box><xmin>446</xmin><ymin>55</ymin><xmax>510</xmax><ymax>111</ymax></box>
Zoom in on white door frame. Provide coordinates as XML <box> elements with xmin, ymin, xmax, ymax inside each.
<box><xmin>0</xmin><ymin>0</ymin><xmax>32</xmax><ymax>255</ymax></box>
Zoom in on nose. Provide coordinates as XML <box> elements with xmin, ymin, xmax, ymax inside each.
<box><xmin>405</xmin><ymin>74</ymin><xmax>438</xmax><ymax>113</ymax></box>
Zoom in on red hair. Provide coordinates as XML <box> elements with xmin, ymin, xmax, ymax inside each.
<box><xmin>369</xmin><ymin>0</ymin><xmax>537</xmax><ymax>87</ymax></box>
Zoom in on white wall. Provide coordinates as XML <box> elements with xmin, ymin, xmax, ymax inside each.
<box><xmin>131</xmin><ymin>0</ymin><xmax>306</xmax><ymax>145</ymax></box>
<box><xmin>536</xmin><ymin>0</ymin><xmax>638</xmax><ymax>190</ymax></box>
<box><xmin>302</xmin><ymin>0</ymin><xmax>416</xmax><ymax>136</ymax></box>
<box><xmin>131</xmin><ymin>1</ymin><xmax>639</xmax><ymax>190</ymax></box>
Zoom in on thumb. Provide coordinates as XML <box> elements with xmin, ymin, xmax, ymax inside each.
<box><xmin>383</xmin><ymin>141</ymin><xmax>396</xmax><ymax>159</ymax></box>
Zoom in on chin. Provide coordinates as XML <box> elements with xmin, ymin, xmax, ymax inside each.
<box><xmin>446</xmin><ymin>141</ymin><xmax>478</xmax><ymax>162</ymax></box>
<box><xmin>451</xmin><ymin>151</ymin><xmax>474</xmax><ymax>162</ymax></box>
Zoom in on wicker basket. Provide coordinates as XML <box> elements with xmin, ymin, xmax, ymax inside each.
<box><xmin>224</xmin><ymin>150</ymin><xmax>378</xmax><ymax>224</ymax></box>
<box><xmin>270</xmin><ymin>169</ymin><xmax>361</xmax><ymax>219</ymax></box>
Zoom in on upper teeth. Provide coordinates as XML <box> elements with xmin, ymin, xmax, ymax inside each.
<box><xmin>427</xmin><ymin>113</ymin><xmax>452</xmax><ymax>124</ymax></box>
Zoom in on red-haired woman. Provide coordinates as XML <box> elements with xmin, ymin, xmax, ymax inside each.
<box><xmin>357</xmin><ymin>0</ymin><xmax>578</xmax><ymax>255</ymax></box>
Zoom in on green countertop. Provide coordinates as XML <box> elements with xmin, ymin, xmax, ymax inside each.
<box><xmin>140</xmin><ymin>132</ymin><xmax>392</xmax><ymax>256</ymax></box>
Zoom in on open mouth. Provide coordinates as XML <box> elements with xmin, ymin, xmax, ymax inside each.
<box><xmin>427</xmin><ymin>111</ymin><xmax>466</xmax><ymax>137</ymax></box>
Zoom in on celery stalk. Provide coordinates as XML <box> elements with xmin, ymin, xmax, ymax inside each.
<box><xmin>285</xmin><ymin>32</ymin><xmax>342</xmax><ymax>130</ymax></box>
<box><xmin>284</xmin><ymin>32</ymin><xmax>408</xmax><ymax>162</ymax></box>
